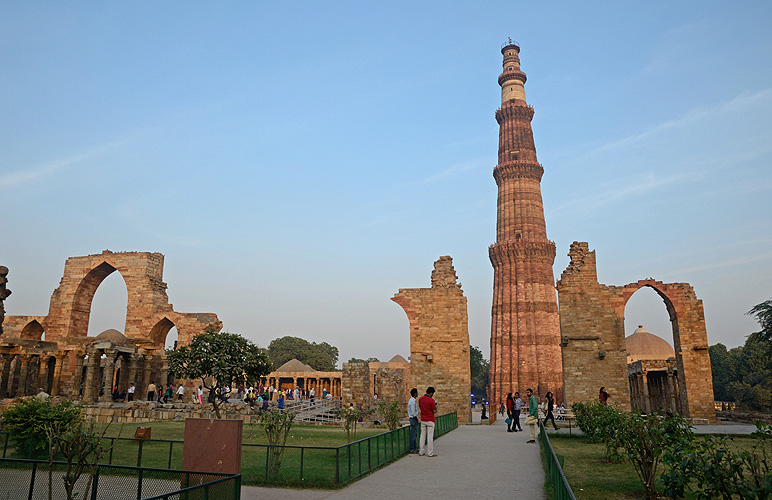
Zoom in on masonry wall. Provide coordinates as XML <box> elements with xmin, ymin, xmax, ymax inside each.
<box><xmin>392</xmin><ymin>256</ymin><xmax>472</xmax><ymax>423</ymax></box>
<box><xmin>557</xmin><ymin>241</ymin><xmax>716</xmax><ymax>422</ymax></box>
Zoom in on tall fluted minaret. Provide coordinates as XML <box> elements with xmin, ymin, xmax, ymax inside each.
<box><xmin>489</xmin><ymin>41</ymin><xmax>563</xmax><ymax>405</ymax></box>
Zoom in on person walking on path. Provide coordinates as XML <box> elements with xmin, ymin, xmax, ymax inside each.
<box><xmin>408</xmin><ymin>388</ymin><xmax>420</xmax><ymax>453</ymax></box>
<box><xmin>147</xmin><ymin>381</ymin><xmax>156</xmax><ymax>402</ymax></box>
<box><xmin>418</xmin><ymin>386</ymin><xmax>437</xmax><ymax>457</ymax></box>
<box><xmin>545</xmin><ymin>391</ymin><xmax>559</xmax><ymax>430</ymax></box>
<box><xmin>513</xmin><ymin>391</ymin><xmax>523</xmax><ymax>431</ymax></box>
<box><xmin>524</xmin><ymin>388</ymin><xmax>539</xmax><ymax>443</ymax></box>
<box><xmin>127</xmin><ymin>383</ymin><xmax>135</xmax><ymax>402</ymax></box>
<box><xmin>506</xmin><ymin>393</ymin><xmax>515</xmax><ymax>432</ymax></box>
<box><xmin>176</xmin><ymin>383</ymin><xmax>185</xmax><ymax>402</ymax></box>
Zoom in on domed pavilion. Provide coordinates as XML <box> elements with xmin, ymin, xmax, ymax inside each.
<box><xmin>626</xmin><ymin>325</ymin><xmax>681</xmax><ymax>414</ymax></box>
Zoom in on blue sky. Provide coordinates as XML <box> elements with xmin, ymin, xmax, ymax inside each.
<box><xmin>2</xmin><ymin>2</ymin><xmax>771</xmax><ymax>365</ymax></box>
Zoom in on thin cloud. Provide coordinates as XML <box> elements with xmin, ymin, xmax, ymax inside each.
<box><xmin>581</xmin><ymin>88</ymin><xmax>772</xmax><ymax>160</ymax></box>
<box><xmin>665</xmin><ymin>251</ymin><xmax>772</xmax><ymax>275</ymax></box>
<box><xmin>413</xmin><ymin>157</ymin><xmax>489</xmax><ymax>185</ymax></box>
<box><xmin>552</xmin><ymin>173</ymin><xmax>686</xmax><ymax>216</ymax></box>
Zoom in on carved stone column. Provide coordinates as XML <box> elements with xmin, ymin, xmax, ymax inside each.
<box><xmin>641</xmin><ymin>371</ymin><xmax>651</xmax><ymax>414</ymax></box>
<box><xmin>102</xmin><ymin>350</ymin><xmax>117</xmax><ymax>400</ymax></box>
<box><xmin>16</xmin><ymin>354</ymin><xmax>31</xmax><ymax>397</ymax></box>
<box><xmin>71</xmin><ymin>352</ymin><xmax>85</xmax><ymax>398</ymax></box>
<box><xmin>141</xmin><ymin>355</ymin><xmax>153</xmax><ymax>400</ymax></box>
<box><xmin>52</xmin><ymin>351</ymin><xmax>66</xmax><ymax>396</ymax></box>
<box><xmin>82</xmin><ymin>350</ymin><xmax>100</xmax><ymax>402</ymax></box>
<box><xmin>37</xmin><ymin>355</ymin><xmax>50</xmax><ymax>393</ymax></box>
<box><xmin>0</xmin><ymin>354</ymin><xmax>12</xmax><ymax>399</ymax></box>
<box><xmin>127</xmin><ymin>354</ymin><xmax>139</xmax><ymax>388</ymax></box>
<box><xmin>159</xmin><ymin>355</ymin><xmax>169</xmax><ymax>387</ymax></box>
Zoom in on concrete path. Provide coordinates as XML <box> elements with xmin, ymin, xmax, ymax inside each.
<box><xmin>241</xmin><ymin>413</ymin><xmax>546</xmax><ymax>500</ymax></box>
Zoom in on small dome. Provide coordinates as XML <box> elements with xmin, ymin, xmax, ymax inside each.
<box><xmin>626</xmin><ymin>325</ymin><xmax>675</xmax><ymax>363</ymax></box>
<box><xmin>275</xmin><ymin>359</ymin><xmax>317</xmax><ymax>373</ymax></box>
<box><xmin>388</xmin><ymin>355</ymin><xmax>408</xmax><ymax>364</ymax></box>
<box><xmin>95</xmin><ymin>329</ymin><xmax>131</xmax><ymax>345</ymax></box>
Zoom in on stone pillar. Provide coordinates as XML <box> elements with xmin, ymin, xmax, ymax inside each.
<box><xmin>292</xmin><ymin>377</ymin><xmax>297</xmax><ymax>389</ymax></box>
<box><xmin>37</xmin><ymin>356</ymin><xmax>50</xmax><ymax>393</ymax></box>
<box><xmin>0</xmin><ymin>354</ymin><xmax>11</xmax><ymax>399</ymax></box>
<box><xmin>667</xmin><ymin>370</ymin><xmax>678</xmax><ymax>413</ymax></box>
<box><xmin>102</xmin><ymin>350</ymin><xmax>117</xmax><ymax>400</ymax></box>
<box><xmin>72</xmin><ymin>352</ymin><xmax>85</xmax><ymax>398</ymax></box>
<box><xmin>142</xmin><ymin>356</ymin><xmax>153</xmax><ymax>400</ymax></box>
<box><xmin>127</xmin><ymin>354</ymin><xmax>139</xmax><ymax>387</ymax></box>
<box><xmin>82</xmin><ymin>351</ymin><xmax>100</xmax><ymax>402</ymax></box>
<box><xmin>159</xmin><ymin>354</ymin><xmax>169</xmax><ymax>387</ymax></box>
<box><xmin>52</xmin><ymin>352</ymin><xmax>66</xmax><ymax>396</ymax></box>
<box><xmin>640</xmin><ymin>372</ymin><xmax>650</xmax><ymax>414</ymax></box>
<box><xmin>17</xmin><ymin>354</ymin><xmax>31</xmax><ymax>397</ymax></box>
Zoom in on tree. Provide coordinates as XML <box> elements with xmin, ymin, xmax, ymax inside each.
<box><xmin>470</xmin><ymin>346</ymin><xmax>489</xmax><ymax>402</ymax></box>
<box><xmin>709</xmin><ymin>343</ymin><xmax>733</xmax><ymax>401</ymax></box>
<box><xmin>748</xmin><ymin>298</ymin><xmax>772</xmax><ymax>343</ymax></box>
<box><xmin>167</xmin><ymin>330</ymin><xmax>271</xmax><ymax>418</ymax></box>
<box><xmin>253</xmin><ymin>410</ymin><xmax>296</xmax><ymax>477</ymax></box>
<box><xmin>347</xmin><ymin>357</ymin><xmax>380</xmax><ymax>364</ymax></box>
<box><xmin>0</xmin><ymin>398</ymin><xmax>81</xmax><ymax>458</ymax></box>
<box><xmin>727</xmin><ymin>332</ymin><xmax>772</xmax><ymax>410</ymax></box>
<box><xmin>267</xmin><ymin>336</ymin><xmax>339</xmax><ymax>371</ymax></box>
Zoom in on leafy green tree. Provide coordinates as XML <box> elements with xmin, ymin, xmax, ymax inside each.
<box><xmin>727</xmin><ymin>333</ymin><xmax>772</xmax><ymax>411</ymax></box>
<box><xmin>0</xmin><ymin>398</ymin><xmax>81</xmax><ymax>458</ymax></box>
<box><xmin>662</xmin><ymin>422</ymin><xmax>772</xmax><ymax>499</ymax></box>
<box><xmin>267</xmin><ymin>336</ymin><xmax>339</xmax><ymax>371</ymax></box>
<box><xmin>709</xmin><ymin>343</ymin><xmax>733</xmax><ymax>401</ymax></box>
<box><xmin>347</xmin><ymin>357</ymin><xmax>380</xmax><ymax>364</ymax></box>
<box><xmin>377</xmin><ymin>400</ymin><xmax>402</xmax><ymax>431</ymax></box>
<box><xmin>470</xmin><ymin>346</ymin><xmax>489</xmax><ymax>402</ymax></box>
<box><xmin>254</xmin><ymin>410</ymin><xmax>296</xmax><ymax>477</ymax></box>
<box><xmin>748</xmin><ymin>298</ymin><xmax>772</xmax><ymax>343</ymax></box>
<box><xmin>167</xmin><ymin>330</ymin><xmax>271</xmax><ymax>418</ymax></box>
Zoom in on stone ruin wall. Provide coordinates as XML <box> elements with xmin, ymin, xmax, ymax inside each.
<box><xmin>391</xmin><ymin>256</ymin><xmax>472</xmax><ymax>423</ymax></box>
<box><xmin>557</xmin><ymin>241</ymin><xmax>716</xmax><ymax>422</ymax></box>
<box><xmin>0</xmin><ymin>251</ymin><xmax>221</xmax><ymax>400</ymax></box>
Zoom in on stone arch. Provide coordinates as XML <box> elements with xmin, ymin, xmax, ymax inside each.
<box><xmin>150</xmin><ymin>316</ymin><xmax>177</xmax><ymax>348</ymax></box>
<box><xmin>68</xmin><ymin>261</ymin><xmax>126</xmax><ymax>339</ymax></box>
<box><xmin>20</xmin><ymin>319</ymin><xmax>45</xmax><ymax>340</ymax></box>
<box><xmin>557</xmin><ymin>243</ymin><xmax>716</xmax><ymax>422</ymax></box>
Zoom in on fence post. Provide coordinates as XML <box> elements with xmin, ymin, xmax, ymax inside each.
<box><xmin>136</xmin><ymin>439</ymin><xmax>144</xmax><ymax>468</ymax></box>
<box><xmin>90</xmin><ymin>468</ymin><xmax>100</xmax><ymax>500</ymax></box>
<box><xmin>168</xmin><ymin>441</ymin><xmax>173</xmax><ymax>469</ymax></box>
<box><xmin>264</xmin><ymin>446</ymin><xmax>270</xmax><ymax>481</ymax></box>
<box><xmin>27</xmin><ymin>461</ymin><xmax>37</xmax><ymax>500</ymax></box>
<box><xmin>335</xmin><ymin>447</ymin><xmax>340</xmax><ymax>485</ymax></box>
<box><xmin>136</xmin><ymin>467</ymin><xmax>144</xmax><ymax>500</ymax></box>
<box><xmin>3</xmin><ymin>432</ymin><xmax>8</xmax><ymax>458</ymax></box>
<box><xmin>109</xmin><ymin>438</ymin><xmax>115</xmax><ymax>464</ymax></box>
<box><xmin>300</xmin><ymin>447</ymin><xmax>304</xmax><ymax>482</ymax></box>
<box><xmin>235</xmin><ymin>474</ymin><xmax>241</xmax><ymax>500</ymax></box>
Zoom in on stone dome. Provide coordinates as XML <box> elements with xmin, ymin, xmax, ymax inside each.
<box><xmin>275</xmin><ymin>359</ymin><xmax>317</xmax><ymax>372</ymax></box>
<box><xmin>626</xmin><ymin>325</ymin><xmax>675</xmax><ymax>363</ymax></box>
<box><xmin>94</xmin><ymin>329</ymin><xmax>131</xmax><ymax>346</ymax></box>
<box><xmin>388</xmin><ymin>354</ymin><xmax>408</xmax><ymax>364</ymax></box>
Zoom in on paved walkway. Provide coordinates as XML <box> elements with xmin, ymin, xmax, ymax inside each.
<box><xmin>241</xmin><ymin>413</ymin><xmax>546</xmax><ymax>500</ymax></box>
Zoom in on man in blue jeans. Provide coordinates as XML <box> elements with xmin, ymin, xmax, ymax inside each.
<box><xmin>408</xmin><ymin>388</ymin><xmax>419</xmax><ymax>453</ymax></box>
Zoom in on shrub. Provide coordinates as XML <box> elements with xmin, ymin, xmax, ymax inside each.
<box><xmin>0</xmin><ymin>398</ymin><xmax>81</xmax><ymax>458</ymax></box>
<box><xmin>254</xmin><ymin>410</ymin><xmax>296</xmax><ymax>476</ymax></box>
<box><xmin>377</xmin><ymin>401</ymin><xmax>403</xmax><ymax>431</ymax></box>
<box><xmin>662</xmin><ymin>421</ymin><xmax>772</xmax><ymax>499</ymax></box>
<box><xmin>571</xmin><ymin>401</ymin><xmax>623</xmax><ymax>461</ymax></box>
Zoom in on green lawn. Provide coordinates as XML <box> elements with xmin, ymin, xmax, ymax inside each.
<box><xmin>547</xmin><ymin>433</ymin><xmax>761</xmax><ymax>500</ymax></box>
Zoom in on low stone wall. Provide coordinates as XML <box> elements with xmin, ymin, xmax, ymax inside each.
<box><xmin>0</xmin><ymin>398</ymin><xmax>260</xmax><ymax>424</ymax></box>
<box><xmin>717</xmin><ymin>410</ymin><xmax>772</xmax><ymax>425</ymax></box>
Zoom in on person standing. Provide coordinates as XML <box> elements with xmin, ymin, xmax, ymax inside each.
<box><xmin>512</xmin><ymin>391</ymin><xmax>523</xmax><ymax>432</ymax></box>
<box><xmin>127</xmin><ymin>383</ymin><xmax>135</xmax><ymax>402</ymax></box>
<box><xmin>176</xmin><ymin>383</ymin><xmax>184</xmax><ymax>402</ymax></box>
<box><xmin>599</xmin><ymin>387</ymin><xmax>610</xmax><ymax>405</ymax></box>
<box><xmin>545</xmin><ymin>391</ymin><xmax>559</xmax><ymax>430</ymax></box>
<box><xmin>147</xmin><ymin>381</ymin><xmax>156</xmax><ymax>402</ymax></box>
<box><xmin>524</xmin><ymin>388</ymin><xmax>539</xmax><ymax>443</ymax></box>
<box><xmin>310</xmin><ymin>387</ymin><xmax>315</xmax><ymax>405</ymax></box>
<box><xmin>506</xmin><ymin>393</ymin><xmax>515</xmax><ymax>432</ymax></box>
<box><xmin>418</xmin><ymin>387</ymin><xmax>438</xmax><ymax>457</ymax></box>
<box><xmin>407</xmin><ymin>388</ymin><xmax>420</xmax><ymax>454</ymax></box>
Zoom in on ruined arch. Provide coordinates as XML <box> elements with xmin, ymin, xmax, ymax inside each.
<box><xmin>557</xmin><ymin>242</ymin><xmax>716</xmax><ymax>422</ymax></box>
<box><xmin>20</xmin><ymin>319</ymin><xmax>45</xmax><ymax>340</ymax></box>
<box><xmin>68</xmin><ymin>261</ymin><xmax>125</xmax><ymax>339</ymax></box>
<box><xmin>150</xmin><ymin>316</ymin><xmax>176</xmax><ymax>347</ymax></box>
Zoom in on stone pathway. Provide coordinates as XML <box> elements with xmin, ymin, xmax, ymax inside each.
<box><xmin>241</xmin><ymin>412</ymin><xmax>546</xmax><ymax>500</ymax></box>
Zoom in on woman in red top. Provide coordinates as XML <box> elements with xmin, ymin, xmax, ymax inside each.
<box><xmin>505</xmin><ymin>393</ymin><xmax>515</xmax><ymax>432</ymax></box>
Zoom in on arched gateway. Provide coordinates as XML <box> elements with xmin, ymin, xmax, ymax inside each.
<box><xmin>557</xmin><ymin>242</ymin><xmax>716</xmax><ymax>423</ymax></box>
<box><xmin>0</xmin><ymin>251</ymin><xmax>221</xmax><ymax>401</ymax></box>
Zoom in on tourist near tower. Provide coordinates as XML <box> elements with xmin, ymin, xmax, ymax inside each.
<box><xmin>489</xmin><ymin>40</ymin><xmax>563</xmax><ymax>405</ymax></box>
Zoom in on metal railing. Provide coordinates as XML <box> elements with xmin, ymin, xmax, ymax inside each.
<box><xmin>539</xmin><ymin>422</ymin><xmax>577</xmax><ymax>500</ymax></box>
<box><xmin>0</xmin><ymin>412</ymin><xmax>458</xmax><ymax>488</ymax></box>
<box><xmin>0</xmin><ymin>458</ymin><xmax>240</xmax><ymax>500</ymax></box>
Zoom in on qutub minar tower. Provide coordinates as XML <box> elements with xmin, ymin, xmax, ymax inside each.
<box><xmin>489</xmin><ymin>40</ymin><xmax>563</xmax><ymax>405</ymax></box>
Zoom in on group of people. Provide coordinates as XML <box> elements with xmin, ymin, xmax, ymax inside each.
<box><xmin>504</xmin><ymin>389</ymin><xmax>560</xmax><ymax>443</ymax></box>
<box><xmin>144</xmin><ymin>381</ymin><xmax>185</xmax><ymax>403</ymax></box>
<box><xmin>407</xmin><ymin>386</ymin><xmax>439</xmax><ymax>457</ymax></box>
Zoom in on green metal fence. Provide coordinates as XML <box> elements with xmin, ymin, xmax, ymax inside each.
<box><xmin>539</xmin><ymin>423</ymin><xmax>577</xmax><ymax>500</ymax></box>
<box><xmin>0</xmin><ymin>412</ymin><xmax>458</xmax><ymax>488</ymax></box>
<box><xmin>0</xmin><ymin>458</ymin><xmax>240</xmax><ymax>500</ymax></box>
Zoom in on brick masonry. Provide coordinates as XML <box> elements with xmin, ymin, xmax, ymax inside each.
<box><xmin>391</xmin><ymin>256</ymin><xmax>472</xmax><ymax>424</ymax></box>
<box><xmin>557</xmin><ymin>242</ymin><xmax>717</xmax><ymax>422</ymax></box>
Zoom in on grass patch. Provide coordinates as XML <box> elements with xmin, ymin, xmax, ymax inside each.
<box><xmin>547</xmin><ymin>432</ymin><xmax>762</xmax><ymax>500</ymax></box>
